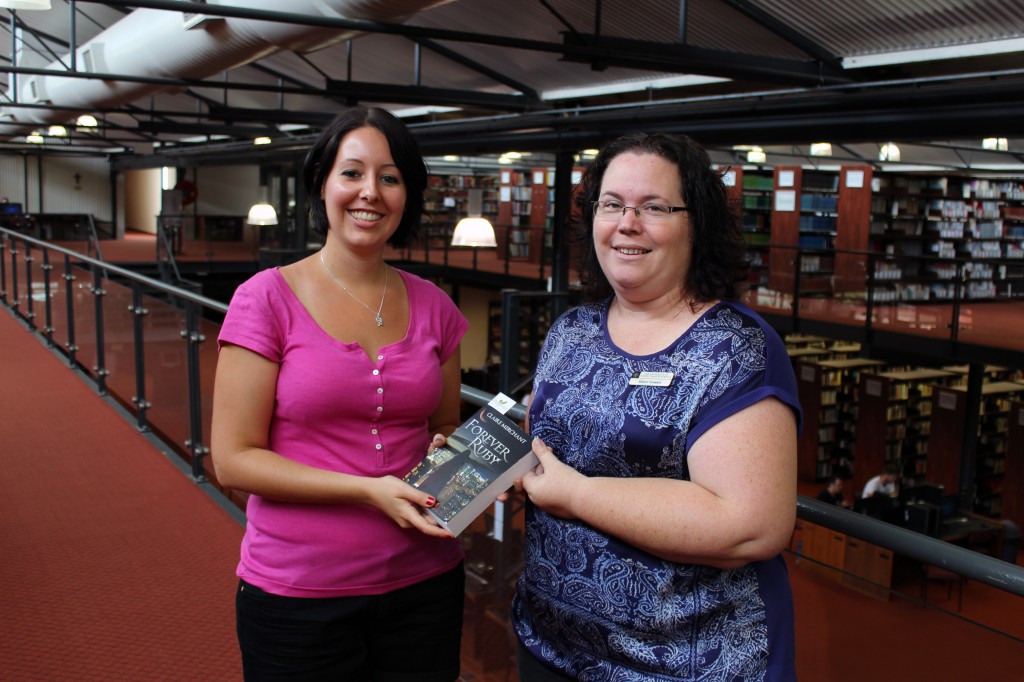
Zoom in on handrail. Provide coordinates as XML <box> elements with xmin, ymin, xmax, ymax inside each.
<box><xmin>3</xmin><ymin>224</ymin><xmax>1023</xmax><ymax>602</ymax></box>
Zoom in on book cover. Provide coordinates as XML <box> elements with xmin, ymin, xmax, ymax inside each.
<box><xmin>404</xmin><ymin>393</ymin><xmax>536</xmax><ymax>536</ymax></box>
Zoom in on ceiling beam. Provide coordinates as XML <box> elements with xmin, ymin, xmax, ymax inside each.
<box><xmin>560</xmin><ymin>33</ymin><xmax>849</xmax><ymax>86</ymax></box>
<box><xmin>324</xmin><ymin>79</ymin><xmax>542</xmax><ymax>112</ymax></box>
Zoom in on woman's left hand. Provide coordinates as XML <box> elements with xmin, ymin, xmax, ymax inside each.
<box><xmin>520</xmin><ymin>437</ymin><xmax>584</xmax><ymax>519</ymax></box>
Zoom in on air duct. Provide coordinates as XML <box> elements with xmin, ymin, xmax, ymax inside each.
<box><xmin>0</xmin><ymin>0</ymin><xmax>456</xmax><ymax>141</ymax></box>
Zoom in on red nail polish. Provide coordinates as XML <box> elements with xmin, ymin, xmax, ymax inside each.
<box><xmin>426</xmin><ymin>497</ymin><xmax>436</xmax><ymax>507</ymax></box>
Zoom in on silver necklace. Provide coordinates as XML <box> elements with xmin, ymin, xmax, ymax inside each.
<box><xmin>319</xmin><ymin>250</ymin><xmax>388</xmax><ymax>327</ymax></box>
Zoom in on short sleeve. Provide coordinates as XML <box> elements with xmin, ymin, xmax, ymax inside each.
<box><xmin>685</xmin><ymin>305</ymin><xmax>801</xmax><ymax>449</ymax></box>
<box><xmin>218</xmin><ymin>269</ymin><xmax>286</xmax><ymax>363</ymax></box>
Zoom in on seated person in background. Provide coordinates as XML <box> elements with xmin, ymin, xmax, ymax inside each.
<box><xmin>817</xmin><ymin>475</ymin><xmax>850</xmax><ymax>508</ymax></box>
<box><xmin>862</xmin><ymin>462</ymin><xmax>900</xmax><ymax>499</ymax></box>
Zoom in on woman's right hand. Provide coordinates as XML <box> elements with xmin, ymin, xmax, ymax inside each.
<box><xmin>369</xmin><ymin>475</ymin><xmax>454</xmax><ymax>539</ymax></box>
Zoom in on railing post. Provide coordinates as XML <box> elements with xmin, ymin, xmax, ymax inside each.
<box><xmin>790</xmin><ymin>248</ymin><xmax>802</xmax><ymax>330</ymax></box>
<box><xmin>0</xmin><ymin>233</ymin><xmax>7</xmax><ymax>305</ymax></box>
<box><xmin>499</xmin><ymin>288</ymin><xmax>521</xmax><ymax>395</ymax></box>
<box><xmin>63</xmin><ymin>255</ymin><xmax>79</xmax><ymax>368</ymax></box>
<box><xmin>864</xmin><ymin>250</ymin><xmax>877</xmax><ymax>343</ymax></box>
<box><xmin>23</xmin><ymin>241</ymin><xmax>36</xmax><ymax>330</ymax></box>
<box><xmin>950</xmin><ymin>260</ymin><xmax>966</xmax><ymax>343</ymax></box>
<box><xmin>9</xmin><ymin>237</ymin><xmax>19</xmax><ymax>314</ymax></box>
<box><xmin>91</xmin><ymin>265</ymin><xmax>109</xmax><ymax>396</ymax></box>
<box><xmin>129</xmin><ymin>283</ymin><xmax>151</xmax><ymax>431</ymax></box>
<box><xmin>41</xmin><ymin>250</ymin><xmax>55</xmax><ymax>347</ymax></box>
<box><xmin>182</xmin><ymin>300</ymin><xmax>208</xmax><ymax>481</ymax></box>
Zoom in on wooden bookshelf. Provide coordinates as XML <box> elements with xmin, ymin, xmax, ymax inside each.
<box><xmin>853</xmin><ymin>368</ymin><xmax>958</xmax><ymax>495</ymax></box>
<box><xmin>927</xmin><ymin>380</ymin><xmax>1024</xmax><ymax>510</ymax></box>
<box><xmin>795</xmin><ymin>357</ymin><xmax>887</xmax><ymax>482</ymax></box>
<box><xmin>1002</xmin><ymin>401</ymin><xmax>1024</xmax><ymax>531</ymax></box>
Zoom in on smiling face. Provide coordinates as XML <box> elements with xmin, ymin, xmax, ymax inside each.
<box><xmin>593</xmin><ymin>151</ymin><xmax>692</xmax><ymax>305</ymax></box>
<box><xmin>321</xmin><ymin>125</ymin><xmax>406</xmax><ymax>254</ymax></box>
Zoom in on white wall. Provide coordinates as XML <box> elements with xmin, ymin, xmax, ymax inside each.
<box><xmin>0</xmin><ymin>153</ymin><xmax>111</xmax><ymax>221</ymax></box>
<box><xmin>195</xmin><ymin>165</ymin><xmax>260</xmax><ymax>216</ymax></box>
<box><xmin>123</xmin><ymin>167</ymin><xmax>162</xmax><ymax>233</ymax></box>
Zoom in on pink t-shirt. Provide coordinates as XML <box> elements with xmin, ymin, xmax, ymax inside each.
<box><xmin>218</xmin><ymin>267</ymin><xmax>467</xmax><ymax>597</ymax></box>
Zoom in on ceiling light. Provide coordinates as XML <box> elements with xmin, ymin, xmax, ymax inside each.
<box><xmin>48</xmin><ymin>125</ymin><xmax>67</xmax><ymax>137</ymax></box>
<box><xmin>810</xmin><ymin>142</ymin><xmax>832</xmax><ymax>157</ymax></box>
<box><xmin>247</xmin><ymin>187</ymin><xmax>278</xmax><ymax>226</ymax></box>
<box><xmin>25</xmin><ymin>131</ymin><xmax>44</xmax><ymax>144</ymax></box>
<box><xmin>451</xmin><ymin>189</ymin><xmax>496</xmax><ymax>247</ymax></box>
<box><xmin>76</xmin><ymin>114</ymin><xmax>98</xmax><ymax>127</ymax></box>
<box><xmin>0</xmin><ymin>0</ymin><xmax>52</xmax><ymax>9</ymax></box>
<box><xmin>443</xmin><ymin>155</ymin><xmax>459</xmax><ymax>162</ymax></box>
<box><xmin>982</xmin><ymin>137</ymin><xmax>1008</xmax><ymax>151</ymax></box>
<box><xmin>581</xmin><ymin>149</ymin><xmax>599</xmax><ymax>159</ymax></box>
<box><xmin>746</xmin><ymin>147</ymin><xmax>767</xmax><ymax>164</ymax></box>
<box><xmin>253</xmin><ymin>136</ymin><xmax>272</xmax><ymax>145</ymax></box>
<box><xmin>879</xmin><ymin>143</ymin><xmax>901</xmax><ymax>162</ymax></box>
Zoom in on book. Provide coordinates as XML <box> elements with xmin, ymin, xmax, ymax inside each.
<box><xmin>404</xmin><ymin>393</ymin><xmax>536</xmax><ymax>536</ymax></box>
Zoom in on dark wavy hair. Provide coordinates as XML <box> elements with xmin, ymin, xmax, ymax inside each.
<box><xmin>303</xmin><ymin>106</ymin><xmax>427</xmax><ymax>248</ymax></box>
<box><xmin>573</xmin><ymin>132</ymin><xmax>749</xmax><ymax>304</ymax></box>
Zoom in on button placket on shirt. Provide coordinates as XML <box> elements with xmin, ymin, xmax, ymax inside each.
<box><xmin>371</xmin><ymin>355</ymin><xmax>385</xmax><ymax>458</ymax></box>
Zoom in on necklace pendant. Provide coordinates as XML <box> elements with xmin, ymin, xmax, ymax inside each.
<box><xmin>375</xmin><ymin>314</ymin><xmax>384</xmax><ymax>327</ymax></box>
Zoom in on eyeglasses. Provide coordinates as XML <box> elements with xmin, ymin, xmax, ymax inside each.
<box><xmin>592</xmin><ymin>200</ymin><xmax>689</xmax><ymax>222</ymax></box>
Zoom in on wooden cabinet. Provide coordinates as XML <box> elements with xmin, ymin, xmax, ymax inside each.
<box><xmin>842</xmin><ymin>536</ymin><xmax>894</xmax><ymax>601</ymax></box>
<box><xmin>796</xmin><ymin>522</ymin><xmax>892</xmax><ymax>600</ymax></box>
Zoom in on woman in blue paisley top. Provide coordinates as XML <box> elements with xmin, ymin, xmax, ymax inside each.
<box><xmin>510</xmin><ymin>132</ymin><xmax>802</xmax><ymax>681</ymax></box>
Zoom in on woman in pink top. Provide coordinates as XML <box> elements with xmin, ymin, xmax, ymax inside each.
<box><xmin>212</xmin><ymin>107</ymin><xmax>468</xmax><ymax>681</ymax></box>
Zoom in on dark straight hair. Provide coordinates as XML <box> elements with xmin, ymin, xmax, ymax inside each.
<box><xmin>303</xmin><ymin>106</ymin><xmax>427</xmax><ymax>248</ymax></box>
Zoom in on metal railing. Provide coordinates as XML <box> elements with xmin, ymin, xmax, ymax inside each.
<box><xmin>2</xmin><ymin>225</ymin><xmax>1023</xmax><ymax>605</ymax></box>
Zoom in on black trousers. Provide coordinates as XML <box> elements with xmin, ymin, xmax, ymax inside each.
<box><xmin>236</xmin><ymin>563</ymin><xmax>465</xmax><ymax>682</ymax></box>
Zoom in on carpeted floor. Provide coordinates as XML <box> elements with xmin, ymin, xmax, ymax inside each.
<box><xmin>2</xmin><ymin>306</ymin><xmax>1022</xmax><ymax>681</ymax></box>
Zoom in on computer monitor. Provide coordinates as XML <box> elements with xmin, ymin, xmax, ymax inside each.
<box><xmin>854</xmin><ymin>494</ymin><xmax>899</xmax><ymax>520</ymax></box>
<box><xmin>900</xmin><ymin>482</ymin><xmax>945</xmax><ymax>506</ymax></box>
<box><xmin>0</xmin><ymin>202</ymin><xmax>22</xmax><ymax>214</ymax></box>
<box><xmin>903</xmin><ymin>500</ymin><xmax>941</xmax><ymax>537</ymax></box>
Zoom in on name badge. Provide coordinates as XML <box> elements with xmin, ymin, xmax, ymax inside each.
<box><xmin>628</xmin><ymin>371</ymin><xmax>674</xmax><ymax>387</ymax></box>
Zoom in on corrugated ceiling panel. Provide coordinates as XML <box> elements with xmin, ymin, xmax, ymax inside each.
<box><xmin>753</xmin><ymin>0</ymin><xmax>1024</xmax><ymax>56</ymax></box>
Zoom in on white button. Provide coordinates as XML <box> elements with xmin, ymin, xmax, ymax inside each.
<box><xmin>375</xmin><ymin>443</ymin><xmax>382</xmax><ymax>450</ymax></box>
<box><xmin>372</xmin><ymin>369</ymin><xmax>379</xmax><ymax>376</ymax></box>
<box><xmin>377</xmin><ymin>387</ymin><xmax>383</xmax><ymax>394</ymax></box>
<box><xmin>371</xmin><ymin>428</ymin><xmax>378</xmax><ymax>435</ymax></box>
<box><xmin>377</xmin><ymin>406</ymin><xmax>383</xmax><ymax>412</ymax></box>
<box><xmin>377</xmin><ymin>355</ymin><xmax>384</xmax><ymax>360</ymax></box>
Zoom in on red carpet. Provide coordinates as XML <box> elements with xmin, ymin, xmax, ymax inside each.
<box><xmin>0</xmin><ymin>309</ymin><xmax>244</xmax><ymax>681</ymax></box>
<box><xmin>2</xmin><ymin>305</ymin><xmax>1022</xmax><ymax>681</ymax></box>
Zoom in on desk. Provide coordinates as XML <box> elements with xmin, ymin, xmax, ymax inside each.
<box><xmin>793</xmin><ymin>513</ymin><xmax>1004</xmax><ymax>603</ymax></box>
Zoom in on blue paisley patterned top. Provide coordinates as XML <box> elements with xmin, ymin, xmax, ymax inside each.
<box><xmin>512</xmin><ymin>299</ymin><xmax>801</xmax><ymax>681</ymax></box>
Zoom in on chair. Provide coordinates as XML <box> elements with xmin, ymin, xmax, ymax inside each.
<box><xmin>920</xmin><ymin>563</ymin><xmax>964</xmax><ymax>612</ymax></box>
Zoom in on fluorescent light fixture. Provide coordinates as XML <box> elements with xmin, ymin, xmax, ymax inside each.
<box><xmin>879</xmin><ymin>143</ymin><xmax>901</xmax><ymax>162</ymax></box>
<box><xmin>48</xmin><ymin>125</ymin><xmax>67</xmax><ymax>137</ymax></box>
<box><xmin>581</xmin><ymin>149</ymin><xmax>600</xmax><ymax>159</ymax></box>
<box><xmin>25</xmin><ymin>131</ymin><xmax>44</xmax><ymax>143</ymax></box>
<box><xmin>543</xmin><ymin>74</ymin><xmax>727</xmax><ymax>101</ymax></box>
<box><xmin>746</xmin><ymin>147</ymin><xmax>767</xmax><ymax>164</ymax></box>
<box><xmin>810</xmin><ymin>142</ymin><xmax>832</xmax><ymax>157</ymax></box>
<box><xmin>844</xmin><ymin>38</ymin><xmax>1024</xmax><ymax>69</ymax></box>
<box><xmin>0</xmin><ymin>0</ymin><xmax>52</xmax><ymax>9</ymax></box>
<box><xmin>443</xmin><ymin>155</ymin><xmax>459</xmax><ymax>162</ymax></box>
<box><xmin>451</xmin><ymin>189</ymin><xmax>496</xmax><ymax>247</ymax></box>
<box><xmin>253</xmin><ymin>136</ymin><xmax>272</xmax><ymax>145</ymax></box>
<box><xmin>982</xmin><ymin>137</ymin><xmax>1008</xmax><ymax>151</ymax></box>
<box><xmin>76</xmin><ymin>114</ymin><xmax>98</xmax><ymax>127</ymax></box>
